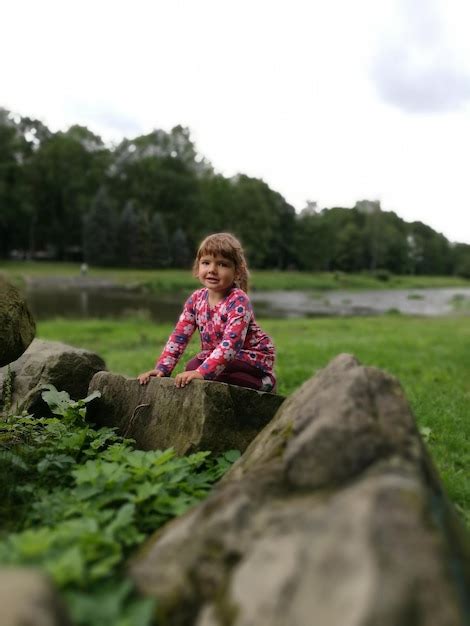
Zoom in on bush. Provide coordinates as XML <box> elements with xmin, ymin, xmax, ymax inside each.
<box><xmin>372</xmin><ymin>269</ymin><xmax>392</xmax><ymax>282</ymax></box>
<box><xmin>0</xmin><ymin>385</ymin><xmax>239</xmax><ymax>626</ymax></box>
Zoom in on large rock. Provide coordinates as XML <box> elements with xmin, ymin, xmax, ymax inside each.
<box><xmin>130</xmin><ymin>354</ymin><xmax>470</xmax><ymax>626</ymax></box>
<box><xmin>0</xmin><ymin>568</ymin><xmax>71</xmax><ymax>626</ymax></box>
<box><xmin>0</xmin><ymin>339</ymin><xmax>106</xmax><ymax>415</ymax></box>
<box><xmin>87</xmin><ymin>372</ymin><xmax>285</xmax><ymax>456</ymax></box>
<box><xmin>0</xmin><ymin>277</ymin><xmax>35</xmax><ymax>367</ymax></box>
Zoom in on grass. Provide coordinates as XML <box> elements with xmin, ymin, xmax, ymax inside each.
<box><xmin>2</xmin><ymin>261</ymin><xmax>470</xmax><ymax>292</ymax></box>
<box><xmin>37</xmin><ymin>314</ymin><xmax>470</xmax><ymax>526</ymax></box>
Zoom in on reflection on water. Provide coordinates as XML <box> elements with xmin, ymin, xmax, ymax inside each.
<box><xmin>25</xmin><ymin>285</ymin><xmax>470</xmax><ymax>322</ymax></box>
<box><xmin>27</xmin><ymin>287</ymin><xmax>183</xmax><ymax>323</ymax></box>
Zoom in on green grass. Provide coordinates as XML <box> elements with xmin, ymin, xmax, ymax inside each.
<box><xmin>37</xmin><ymin>315</ymin><xmax>470</xmax><ymax>525</ymax></box>
<box><xmin>2</xmin><ymin>261</ymin><xmax>470</xmax><ymax>292</ymax></box>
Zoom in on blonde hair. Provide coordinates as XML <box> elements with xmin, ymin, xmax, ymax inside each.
<box><xmin>193</xmin><ymin>232</ymin><xmax>250</xmax><ymax>292</ymax></box>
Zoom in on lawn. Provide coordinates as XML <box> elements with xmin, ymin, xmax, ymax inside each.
<box><xmin>37</xmin><ymin>314</ymin><xmax>470</xmax><ymax>526</ymax></box>
<box><xmin>2</xmin><ymin>260</ymin><xmax>470</xmax><ymax>292</ymax></box>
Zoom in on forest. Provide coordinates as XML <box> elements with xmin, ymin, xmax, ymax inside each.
<box><xmin>1</xmin><ymin>107</ymin><xmax>469</xmax><ymax>277</ymax></box>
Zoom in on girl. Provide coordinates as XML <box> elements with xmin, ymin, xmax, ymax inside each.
<box><xmin>138</xmin><ymin>233</ymin><xmax>276</xmax><ymax>392</ymax></box>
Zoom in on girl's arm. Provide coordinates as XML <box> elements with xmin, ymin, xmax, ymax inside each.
<box><xmin>196</xmin><ymin>293</ymin><xmax>251</xmax><ymax>379</ymax></box>
<box><xmin>154</xmin><ymin>295</ymin><xmax>197</xmax><ymax>376</ymax></box>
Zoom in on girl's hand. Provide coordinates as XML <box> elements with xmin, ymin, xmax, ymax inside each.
<box><xmin>138</xmin><ymin>370</ymin><xmax>165</xmax><ymax>385</ymax></box>
<box><xmin>174</xmin><ymin>370</ymin><xmax>204</xmax><ymax>388</ymax></box>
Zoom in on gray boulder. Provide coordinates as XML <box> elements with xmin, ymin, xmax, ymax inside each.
<box><xmin>87</xmin><ymin>372</ymin><xmax>285</xmax><ymax>456</ymax></box>
<box><xmin>0</xmin><ymin>568</ymin><xmax>71</xmax><ymax>626</ymax></box>
<box><xmin>0</xmin><ymin>277</ymin><xmax>35</xmax><ymax>367</ymax></box>
<box><xmin>0</xmin><ymin>339</ymin><xmax>106</xmax><ymax>415</ymax></box>
<box><xmin>130</xmin><ymin>354</ymin><xmax>470</xmax><ymax>626</ymax></box>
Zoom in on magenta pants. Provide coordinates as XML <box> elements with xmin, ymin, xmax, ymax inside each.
<box><xmin>185</xmin><ymin>357</ymin><xmax>274</xmax><ymax>391</ymax></box>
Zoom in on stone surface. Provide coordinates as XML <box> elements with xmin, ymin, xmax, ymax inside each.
<box><xmin>0</xmin><ymin>568</ymin><xmax>72</xmax><ymax>626</ymax></box>
<box><xmin>0</xmin><ymin>277</ymin><xmax>36</xmax><ymax>367</ymax></box>
<box><xmin>130</xmin><ymin>354</ymin><xmax>470</xmax><ymax>626</ymax></box>
<box><xmin>0</xmin><ymin>339</ymin><xmax>106</xmax><ymax>414</ymax></box>
<box><xmin>87</xmin><ymin>372</ymin><xmax>285</xmax><ymax>456</ymax></box>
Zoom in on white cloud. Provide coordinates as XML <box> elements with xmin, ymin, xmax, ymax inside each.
<box><xmin>371</xmin><ymin>0</ymin><xmax>470</xmax><ymax>112</ymax></box>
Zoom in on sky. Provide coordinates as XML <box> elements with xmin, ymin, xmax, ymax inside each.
<box><xmin>2</xmin><ymin>0</ymin><xmax>470</xmax><ymax>244</ymax></box>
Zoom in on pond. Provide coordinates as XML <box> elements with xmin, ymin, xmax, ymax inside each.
<box><xmin>24</xmin><ymin>283</ymin><xmax>470</xmax><ymax>322</ymax></box>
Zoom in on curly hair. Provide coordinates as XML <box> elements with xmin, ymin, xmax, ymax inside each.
<box><xmin>193</xmin><ymin>232</ymin><xmax>250</xmax><ymax>292</ymax></box>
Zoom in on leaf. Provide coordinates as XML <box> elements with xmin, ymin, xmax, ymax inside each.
<box><xmin>41</xmin><ymin>384</ymin><xmax>72</xmax><ymax>416</ymax></box>
<box><xmin>82</xmin><ymin>390</ymin><xmax>101</xmax><ymax>404</ymax></box>
<box><xmin>9</xmin><ymin>527</ymin><xmax>55</xmax><ymax>558</ymax></box>
<box><xmin>66</xmin><ymin>579</ymin><xmax>134</xmax><ymax>624</ymax></box>
<box><xmin>0</xmin><ymin>450</ymin><xmax>28</xmax><ymax>471</ymax></box>
<box><xmin>133</xmin><ymin>482</ymin><xmax>163</xmax><ymax>503</ymax></box>
<box><xmin>223</xmin><ymin>449</ymin><xmax>241</xmax><ymax>463</ymax></box>
<box><xmin>37</xmin><ymin>454</ymin><xmax>75</xmax><ymax>474</ymax></box>
<box><xmin>45</xmin><ymin>545</ymin><xmax>85</xmax><ymax>586</ymax></box>
<box><xmin>105</xmin><ymin>503</ymin><xmax>136</xmax><ymax>538</ymax></box>
<box><xmin>73</xmin><ymin>460</ymin><xmax>101</xmax><ymax>484</ymax></box>
<box><xmin>89</xmin><ymin>429</ymin><xmax>120</xmax><ymax>450</ymax></box>
<box><xmin>419</xmin><ymin>426</ymin><xmax>433</xmax><ymax>442</ymax></box>
<box><xmin>88</xmin><ymin>550</ymin><xmax>123</xmax><ymax>580</ymax></box>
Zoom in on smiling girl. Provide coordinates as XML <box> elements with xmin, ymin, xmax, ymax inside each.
<box><xmin>138</xmin><ymin>233</ymin><xmax>276</xmax><ymax>391</ymax></box>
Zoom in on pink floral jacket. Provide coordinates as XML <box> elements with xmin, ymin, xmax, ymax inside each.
<box><xmin>155</xmin><ymin>287</ymin><xmax>276</xmax><ymax>383</ymax></box>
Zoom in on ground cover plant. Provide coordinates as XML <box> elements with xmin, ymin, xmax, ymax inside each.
<box><xmin>1</xmin><ymin>261</ymin><xmax>470</xmax><ymax>292</ymax></box>
<box><xmin>37</xmin><ymin>314</ymin><xmax>470</xmax><ymax>527</ymax></box>
<box><xmin>0</xmin><ymin>385</ymin><xmax>239</xmax><ymax>625</ymax></box>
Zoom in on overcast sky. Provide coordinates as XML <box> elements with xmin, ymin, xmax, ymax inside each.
<box><xmin>2</xmin><ymin>0</ymin><xmax>470</xmax><ymax>243</ymax></box>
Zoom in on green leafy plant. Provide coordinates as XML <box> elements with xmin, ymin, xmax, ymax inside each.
<box><xmin>0</xmin><ymin>364</ymin><xmax>15</xmax><ymax>412</ymax></box>
<box><xmin>0</xmin><ymin>385</ymin><xmax>240</xmax><ymax>626</ymax></box>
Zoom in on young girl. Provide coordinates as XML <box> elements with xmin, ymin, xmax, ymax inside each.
<box><xmin>138</xmin><ymin>233</ymin><xmax>276</xmax><ymax>392</ymax></box>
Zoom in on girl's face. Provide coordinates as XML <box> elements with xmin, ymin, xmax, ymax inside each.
<box><xmin>198</xmin><ymin>253</ymin><xmax>237</xmax><ymax>295</ymax></box>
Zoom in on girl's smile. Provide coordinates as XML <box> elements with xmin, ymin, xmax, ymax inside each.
<box><xmin>198</xmin><ymin>254</ymin><xmax>237</xmax><ymax>300</ymax></box>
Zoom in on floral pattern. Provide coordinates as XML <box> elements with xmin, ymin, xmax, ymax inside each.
<box><xmin>155</xmin><ymin>287</ymin><xmax>276</xmax><ymax>383</ymax></box>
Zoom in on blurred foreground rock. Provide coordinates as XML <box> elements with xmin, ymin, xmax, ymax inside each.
<box><xmin>87</xmin><ymin>372</ymin><xmax>285</xmax><ymax>456</ymax></box>
<box><xmin>0</xmin><ymin>568</ymin><xmax>71</xmax><ymax>626</ymax></box>
<box><xmin>0</xmin><ymin>277</ymin><xmax>35</xmax><ymax>368</ymax></box>
<box><xmin>0</xmin><ymin>339</ymin><xmax>106</xmax><ymax>415</ymax></box>
<box><xmin>131</xmin><ymin>354</ymin><xmax>470</xmax><ymax>626</ymax></box>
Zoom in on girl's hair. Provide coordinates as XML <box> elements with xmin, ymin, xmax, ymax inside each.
<box><xmin>193</xmin><ymin>233</ymin><xmax>250</xmax><ymax>292</ymax></box>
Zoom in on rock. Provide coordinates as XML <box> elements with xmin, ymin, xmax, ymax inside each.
<box><xmin>87</xmin><ymin>372</ymin><xmax>285</xmax><ymax>456</ymax></box>
<box><xmin>229</xmin><ymin>353</ymin><xmax>420</xmax><ymax>488</ymax></box>
<box><xmin>0</xmin><ymin>339</ymin><xmax>106</xmax><ymax>415</ymax></box>
<box><xmin>0</xmin><ymin>277</ymin><xmax>35</xmax><ymax>367</ymax></box>
<box><xmin>130</xmin><ymin>354</ymin><xmax>470</xmax><ymax>626</ymax></box>
<box><xmin>0</xmin><ymin>568</ymin><xmax>72</xmax><ymax>626</ymax></box>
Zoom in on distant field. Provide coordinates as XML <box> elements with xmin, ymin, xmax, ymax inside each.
<box><xmin>38</xmin><ymin>314</ymin><xmax>470</xmax><ymax>527</ymax></box>
<box><xmin>1</xmin><ymin>260</ymin><xmax>470</xmax><ymax>292</ymax></box>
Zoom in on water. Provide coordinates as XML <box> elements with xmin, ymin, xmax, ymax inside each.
<box><xmin>26</xmin><ymin>285</ymin><xmax>183</xmax><ymax>323</ymax></box>
<box><xmin>251</xmin><ymin>287</ymin><xmax>470</xmax><ymax>318</ymax></box>
<box><xmin>25</xmin><ymin>284</ymin><xmax>470</xmax><ymax>322</ymax></box>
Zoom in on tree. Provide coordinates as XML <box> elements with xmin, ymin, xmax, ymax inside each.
<box><xmin>117</xmin><ymin>201</ymin><xmax>140</xmax><ymax>267</ymax></box>
<box><xmin>83</xmin><ymin>188</ymin><xmax>118</xmax><ymax>266</ymax></box>
<box><xmin>0</xmin><ymin>109</ymin><xmax>32</xmax><ymax>256</ymax></box>
<box><xmin>334</xmin><ymin>221</ymin><xmax>365</xmax><ymax>271</ymax></box>
<box><xmin>294</xmin><ymin>208</ymin><xmax>332</xmax><ymax>270</ymax></box>
<box><xmin>149</xmin><ymin>212</ymin><xmax>171</xmax><ymax>268</ymax></box>
<box><xmin>25</xmin><ymin>126</ymin><xmax>110</xmax><ymax>259</ymax></box>
<box><xmin>453</xmin><ymin>244</ymin><xmax>470</xmax><ymax>278</ymax></box>
<box><xmin>407</xmin><ymin>222</ymin><xmax>452</xmax><ymax>275</ymax></box>
<box><xmin>170</xmin><ymin>228</ymin><xmax>191</xmax><ymax>268</ymax></box>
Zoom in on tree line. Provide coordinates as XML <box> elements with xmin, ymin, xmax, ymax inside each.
<box><xmin>1</xmin><ymin>108</ymin><xmax>469</xmax><ymax>277</ymax></box>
